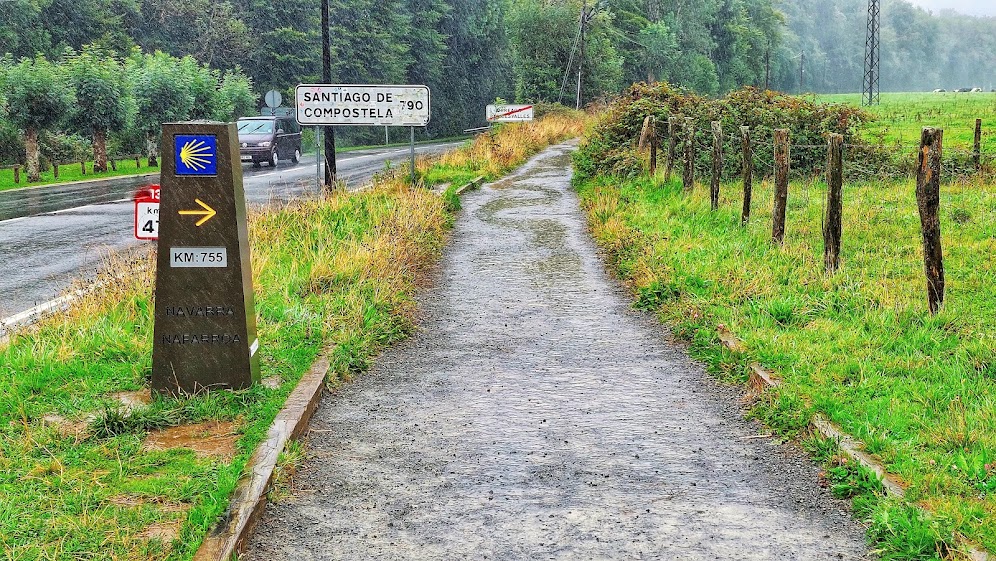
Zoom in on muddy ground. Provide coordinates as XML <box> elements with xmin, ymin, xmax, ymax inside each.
<box><xmin>243</xmin><ymin>143</ymin><xmax>872</xmax><ymax>560</ymax></box>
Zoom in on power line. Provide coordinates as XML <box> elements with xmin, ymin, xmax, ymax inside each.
<box><xmin>558</xmin><ymin>18</ymin><xmax>584</xmax><ymax>105</ymax></box>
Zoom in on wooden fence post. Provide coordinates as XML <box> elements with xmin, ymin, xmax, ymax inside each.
<box><xmin>683</xmin><ymin>117</ymin><xmax>695</xmax><ymax>192</ymax></box>
<box><xmin>13</xmin><ymin>165</ymin><xmax>20</xmax><ymax>184</ymax></box>
<box><xmin>916</xmin><ymin>127</ymin><xmax>945</xmax><ymax>314</ymax></box>
<box><xmin>135</xmin><ymin>155</ymin><xmax>141</xmax><ymax>168</ymax></box>
<box><xmin>639</xmin><ymin>115</ymin><xmax>658</xmax><ymax>175</ymax></box>
<box><xmin>650</xmin><ymin>119</ymin><xmax>658</xmax><ymax>176</ymax></box>
<box><xmin>824</xmin><ymin>134</ymin><xmax>844</xmax><ymax>273</ymax></box>
<box><xmin>53</xmin><ymin>163</ymin><xmax>59</xmax><ymax>179</ymax></box>
<box><xmin>110</xmin><ymin>158</ymin><xmax>117</xmax><ymax>171</ymax></box>
<box><xmin>80</xmin><ymin>161</ymin><xmax>86</xmax><ymax>175</ymax></box>
<box><xmin>666</xmin><ymin>116</ymin><xmax>678</xmax><ymax>179</ymax></box>
<box><xmin>741</xmin><ymin>126</ymin><xmax>753</xmax><ymax>225</ymax></box>
<box><xmin>711</xmin><ymin>121</ymin><xmax>723</xmax><ymax>210</ymax></box>
<box><xmin>974</xmin><ymin>118</ymin><xmax>982</xmax><ymax>171</ymax></box>
<box><xmin>772</xmin><ymin>128</ymin><xmax>790</xmax><ymax>244</ymax></box>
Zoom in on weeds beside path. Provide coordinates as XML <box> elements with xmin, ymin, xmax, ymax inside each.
<box><xmin>0</xmin><ymin>113</ymin><xmax>583</xmax><ymax>559</ymax></box>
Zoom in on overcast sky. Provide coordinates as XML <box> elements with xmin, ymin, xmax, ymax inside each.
<box><xmin>904</xmin><ymin>0</ymin><xmax>996</xmax><ymax>17</ymax></box>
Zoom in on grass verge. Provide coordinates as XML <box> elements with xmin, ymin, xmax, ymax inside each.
<box><xmin>0</xmin><ymin>113</ymin><xmax>583</xmax><ymax>559</ymax></box>
<box><xmin>575</xmin><ymin>169</ymin><xmax>996</xmax><ymax>559</ymax></box>
<box><xmin>0</xmin><ymin>159</ymin><xmax>160</xmax><ymax>192</ymax></box>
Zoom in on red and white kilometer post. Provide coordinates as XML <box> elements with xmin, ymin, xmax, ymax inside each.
<box><xmin>134</xmin><ymin>185</ymin><xmax>161</xmax><ymax>240</ymax></box>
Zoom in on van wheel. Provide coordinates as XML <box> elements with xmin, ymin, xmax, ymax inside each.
<box><xmin>269</xmin><ymin>149</ymin><xmax>278</xmax><ymax>167</ymax></box>
<box><xmin>291</xmin><ymin>148</ymin><xmax>301</xmax><ymax>164</ymax></box>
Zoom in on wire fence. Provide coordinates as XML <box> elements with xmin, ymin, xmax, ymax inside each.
<box><xmin>650</xmin><ymin>120</ymin><xmax>994</xmax><ymax>185</ymax></box>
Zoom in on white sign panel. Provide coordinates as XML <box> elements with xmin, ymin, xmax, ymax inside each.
<box><xmin>134</xmin><ymin>185</ymin><xmax>160</xmax><ymax>240</ymax></box>
<box><xmin>296</xmin><ymin>84</ymin><xmax>430</xmax><ymax>126</ymax></box>
<box><xmin>487</xmin><ymin>104</ymin><xmax>534</xmax><ymax>122</ymax></box>
<box><xmin>135</xmin><ymin>202</ymin><xmax>160</xmax><ymax>239</ymax></box>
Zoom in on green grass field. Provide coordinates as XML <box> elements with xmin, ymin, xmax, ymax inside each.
<box><xmin>0</xmin><ymin>159</ymin><xmax>160</xmax><ymax>192</ymax></box>
<box><xmin>576</xmin><ymin>169</ymin><xmax>996</xmax><ymax>558</ymax></box>
<box><xmin>818</xmin><ymin>92</ymin><xmax>996</xmax><ymax>156</ymax></box>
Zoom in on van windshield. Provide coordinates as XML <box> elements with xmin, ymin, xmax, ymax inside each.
<box><xmin>237</xmin><ymin>120</ymin><xmax>274</xmax><ymax>134</ymax></box>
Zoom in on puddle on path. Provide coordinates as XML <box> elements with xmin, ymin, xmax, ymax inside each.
<box><xmin>109</xmin><ymin>390</ymin><xmax>152</xmax><ymax>412</ymax></box>
<box><xmin>142</xmin><ymin>420</ymin><xmax>238</xmax><ymax>461</ymax></box>
<box><xmin>138</xmin><ymin>520</ymin><xmax>183</xmax><ymax>543</ymax></box>
<box><xmin>262</xmin><ymin>376</ymin><xmax>282</xmax><ymax>390</ymax></box>
<box><xmin>40</xmin><ymin>414</ymin><xmax>90</xmax><ymax>439</ymax></box>
<box><xmin>107</xmin><ymin>495</ymin><xmax>191</xmax><ymax>514</ymax></box>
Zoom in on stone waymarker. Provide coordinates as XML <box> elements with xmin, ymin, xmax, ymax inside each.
<box><xmin>151</xmin><ymin>122</ymin><xmax>260</xmax><ymax>395</ymax></box>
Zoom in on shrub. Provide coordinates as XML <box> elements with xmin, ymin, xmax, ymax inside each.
<box><xmin>574</xmin><ymin>82</ymin><xmax>873</xmax><ymax>183</ymax></box>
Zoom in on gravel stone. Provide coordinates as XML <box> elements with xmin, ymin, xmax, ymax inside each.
<box><xmin>243</xmin><ymin>143</ymin><xmax>873</xmax><ymax>560</ymax></box>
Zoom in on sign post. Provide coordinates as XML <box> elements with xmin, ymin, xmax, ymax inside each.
<box><xmin>296</xmin><ymin>84</ymin><xmax>430</xmax><ymax>185</ymax></box>
<box><xmin>151</xmin><ymin>122</ymin><xmax>261</xmax><ymax>395</ymax></box>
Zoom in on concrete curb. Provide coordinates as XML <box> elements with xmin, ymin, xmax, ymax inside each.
<box><xmin>455</xmin><ymin>175</ymin><xmax>485</xmax><ymax>195</ymax></box>
<box><xmin>0</xmin><ymin>292</ymin><xmax>81</xmax><ymax>343</ymax></box>
<box><xmin>716</xmin><ymin>325</ymin><xmax>990</xmax><ymax>560</ymax></box>
<box><xmin>193</xmin><ymin>353</ymin><xmax>330</xmax><ymax>561</ymax></box>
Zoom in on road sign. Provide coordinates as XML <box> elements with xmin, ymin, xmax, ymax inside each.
<box><xmin>134</xmin><ymin>185</ymin><xmax>160</xmax><ymax>240</ymax></box>
<box><xmin>487</xmin><ymin>104</ymin><xmax>534</xmax><ymax>123</ymax></box>
<box><xmin>152</xmin><ymin>122</ymin><xmax>261</xmax><ymax>395</ymax></box>
<box><xmin>295</xmin><ymin>84</ymin><xmax>430</xmax><ymax>126</ymax></box>
<box><xmin>264</xmin><ymin>89</ymin><xmax>282</xmax><ymax>109</ymax></box>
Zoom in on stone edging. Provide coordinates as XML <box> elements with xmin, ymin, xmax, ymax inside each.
<box><xmin>455</xmin><ymin>176</ymin><xmax>485</xmax><ymax>195</ymax></box>
<box><xmin>192</xmin><ymin>354</ymin><xmax>330</xmax><ymax>561</ymax></box>
<box><xmin>715</xmin><ymin>325</ymin><xmax>990</xmax><ymax>561</ymax></box>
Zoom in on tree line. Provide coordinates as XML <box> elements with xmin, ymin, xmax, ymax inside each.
<box><xmin>0</xmin><ymin>48</ymin><xmax>254</xmax><ymax>180</ymax></box>
<box><xmin>0</xmin><ymin>0</ymin><xmax>992</xmax><ymax>169</ymax></box>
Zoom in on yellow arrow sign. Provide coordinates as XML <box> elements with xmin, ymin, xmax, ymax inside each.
<box><xmin>178</xmin><ymin>198</ymin><xmax>217</xmax><ymax>226</ymax></box>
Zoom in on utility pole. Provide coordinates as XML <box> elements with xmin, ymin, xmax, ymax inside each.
<box><xmin>576</xmin><ymin>1</ymin><xmax>598</xmax><ymax>110</ymax></box>
<box><xmin>321</xmin><ymin>0</ymin><xmax>337</xmax><ymax>189</ymax></box>
<box><xmin>863</xmin><ymin>0</ymin><xmax>881</xmax><ymax>106</ymax></box>
<box><xmin>577</xmin><ymin>2</ymin><xmax>585</xmax><ymax>110</ymax></box>
<box><xmin>799</xmin><ymin>51</ymin><xmax>805</xmax><ymax>94</ymax></box>
<box><xmin>764</xmin><ymin>44</ymin><xmax>771</xmax><ymax>90</ymax></box>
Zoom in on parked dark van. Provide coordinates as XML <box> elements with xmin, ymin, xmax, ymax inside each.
<box><xmin>237</xmin><ymin>116</ymin><xmax>302</xmax><ymax>167</ymax></box>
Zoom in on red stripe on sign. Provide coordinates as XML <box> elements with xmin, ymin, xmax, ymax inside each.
<box><xmin>488</xmin><ymin>105</ymin><xmax>533</xmax><ymax>121</ymax></box>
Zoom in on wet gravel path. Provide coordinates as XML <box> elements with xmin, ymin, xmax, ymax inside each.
<box><xmin>244</xmin><ymin>143</ymin><xmax>872</xmax><ymax>560</ymax></box>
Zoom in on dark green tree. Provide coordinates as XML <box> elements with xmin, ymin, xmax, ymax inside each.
<box><xmin>133</xmin><ymin>0</ymin><xmax>249</xmax><ymax>69</ymax></box>
<box><xmin>64</xmin><ymin>46</ymin><xmax>129</xmax><ymax>172</ymax></box>
<box><xmin>235</xmin><ymin>0</ymin><xmax>320</xmax><ymax>92</ymax></box>
<box><xmin>433</xmin><ymin>0</ymin><xmax>514</xmax><ymax>132</ymax></box>
<box><xmin>213</xmin><ymin>69</ymin><xmax>257</xmax><ymax>122</ymax></box>
<box><xmin>1</xmin><ymin>56</ymin><xmax>74</xmax><ymax>181</ymax></box>
<box><xmin>127</xmin><ymin>51</ymin><xmax>195</xmax><ymax>166</ymax></box>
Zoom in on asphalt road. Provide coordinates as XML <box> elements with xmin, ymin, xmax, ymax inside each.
<box><xmin>0</xmin><ymin>142</ymin><xmax>464</xmax><ymax>318</ymax></box>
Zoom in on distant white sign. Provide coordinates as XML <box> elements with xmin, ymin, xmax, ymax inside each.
<box><xmin>296</xmin><ymin>84</ymin><xmax>430</xmax><ymax>126</ymax></box>
<box><xmin>487</xmin><ymin>104</ymin><xmax>534</xmax><ymax>123</ymax></box>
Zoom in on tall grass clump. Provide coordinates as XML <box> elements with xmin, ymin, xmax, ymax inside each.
<box><xmin>423</xmin><ymin>107</ymin><xmax>586</xmax><ymax>188</ymax></box>
<box><xmin>573</xmin><ymin>82</ymin><xmax>871</xmax><ymax>183</ymax></box>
